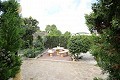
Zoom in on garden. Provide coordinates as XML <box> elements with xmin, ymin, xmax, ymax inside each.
<box><xmin>0</xmin><ymin>0</ymin><xmax>120</xmax><ymax>80</ymax></box>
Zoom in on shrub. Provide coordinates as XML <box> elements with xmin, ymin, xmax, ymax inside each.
<box><xmin>0</xmin><ymin>0</ymin><xmax>23</xmax><ymax>79</ymax></box>
<box><xmin>24</xmin><ymin>48</ymin><xmax>43</xmax><ymax>58</ymax></box>
<box><xmin>85</xmin><ymin>0</ymin><xmax>120</xmax><ymax>79</ymax></box>
<box><xmin>24</xmin><ymin>48</ymin><xmax>35</xmax><ymax>58</ymax></box>
<box><xmin>24</xmin><ymin>47</ymin><xmax>44</xmax><ymax>58</ymax></box>
<box><xmin>34</xmin><ymin>36</ymin><xmax>44</xmax><ymax>51</ymax></box>
<box><xmin>67</xmin><ymin>35</ymin><xmax>90</xmax><ymax>60</ymax></box>
<box><xmin>24</xmin><ymin>36</ymin><xmax>44</xmax><ymax>58</ymax></box>
<box><xmin>44</xmin><ymin>36</ymin><xmax>70</xmax><ymax>49</ymax></box>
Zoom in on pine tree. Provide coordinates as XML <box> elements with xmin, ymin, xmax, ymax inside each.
<box><xmin>0</xmin><ymin>0</ymin><xmax>23</xmax><ymax>79</ymax></box>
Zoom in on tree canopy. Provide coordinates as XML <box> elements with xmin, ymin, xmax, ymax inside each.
<box><xmin>22</xmin><ymin>17</ymin><xmax>39</xmax><ymax>48</ymax></box>
<box><xmin>45</xmin><ymin>24</ymin><xmax>62</xmax><ymax>36</ymax></box>
<box><xmin>63</xmin><ymin>31</ymin><xmax>71</xmax><ymax>37</ymax></box>
<box><xmin>68</xmin><ymin>35</ymin><xmax>90</xmax><ymax>60</ymax></box>
<box><xmin>85</xmin><ymin>0</ymin><xmax>120</xmax><ymax>79</ymax></box>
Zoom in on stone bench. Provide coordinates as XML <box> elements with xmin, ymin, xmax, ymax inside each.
<box><xmin>59</xmin><ymin>49</ymin><xmax>69</xmax><ymax>57</ymax></box>
<box><xmin>48</xmin><ymin>49</ymin><xmax>54</xmax><ymax>57</ymax></box>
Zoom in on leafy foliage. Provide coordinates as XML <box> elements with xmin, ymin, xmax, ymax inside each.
<box><xmin>0</xmin><ymin>0</ymin><xmax>23</xmax><ymax>79</ymax></box>
<box><xmin>62</xmin><ymin>31</ymin><xmax>71</xmax><ymax>48</ymax></box>
<box><xmin>44</xmin><ymin>35</ymin><xmax>71</xmax><ymax>49</ymax></box>
<box><xmin>33</xmin><ymin>36</ymin><xmax>44</xmax><ymax>51</ymax></box>
<box><xmin>24</xmin><ymin>36</ymin><xmax>44</xmax><ymax>58</ymax></box>
<box><xmin>45</xmin><ymin>24</ymin><xmax>62</xmax><ymax>36</ymax></box>
<box><xmin>63</xmin><ymin>31</ymin><xmax>71</xmax><ymax>37</ymax></box>
<box><xmin>44</xmin><ymin>26</ymin><xmax>71</xmax><ymax>49</ymax></box>
<box><xmin>68</xmin><ymin>35</ymin><xmax>90</xmax><ymax>60</ymax></box>
<box><xmin>85</xmin><ymin>13</ymin><xmax>96</xmax><ymax>33</ymax></box>
<box><xmin>22</xmin><ymin>17</ymin><xmax>39</xmax><ymax>48</ymax></box>
<box><xmin>45</xmin><ymin>24</ymin><xmax>57</xmax><ymax>33</ymax></box>
<box><xmin>44</xmin><ymin>36</ymin><xmax>60</xmax><ymax>48</ymax></box>
<box><xmin>85</xmin><ymin>0</ymin><xmax>120</xmax><ymax>79</ymax></box>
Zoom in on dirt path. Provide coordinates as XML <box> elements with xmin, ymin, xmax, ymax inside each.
<box><xmin>21</xmin><ymin>57</ymin><xmax>105</xmax><ymax>80</ymax></box>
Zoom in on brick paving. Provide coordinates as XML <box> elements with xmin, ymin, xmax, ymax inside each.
<box><xmin>39</xmin><ymin>49</ymin><xmax>72</xmax><ymax>61</ymax></box>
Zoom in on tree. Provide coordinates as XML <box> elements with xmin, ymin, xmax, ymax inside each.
<box><xmin>0</xmin><ymin>0</ymin><xmax>24</xmax><ymax>79</ymax></box>
<box><xmin>68</xmin><ymin>35</ymin><xmax>90</xmax><ymax>60</ymax></box>
<box><xmin>63</xmin><ymin>31</ymin><xmax>71</xmax><ymax>37</ymax></box>
<box><xmin>33</xmin><ymin>36</ymin><xmax>44</xmax><ymax>51</ymax></box>
<box><xmin>45</xmin><ymin>25</ymin><xmax>50</xmax><ymax>33</ymax></box>
<box><xmin>85</xmin><ymin>0</ymin><xmax>120</xmax><ymax>79</ymax></box>
<box><xmin>45</xmin><ymin>24</ymin><xmax>62</xmax><ymax>36</ymax></box>
<box><xmin>44</xmin><ymin>36</ymin><xmax>59</xmax><ymax>48</ymax></box>
<box><xmin>22</xmin><ymin>17</ymin><xmax>39</xmax><ymax>48</ymax></box>
<box><xmin>61</xmin><ymin>31</ymin><xmax>71</xmax><ymax>48</ymax></box>
<box><xmin>45</xmin><ymin>24</ymin><xmax>57</xmax><ymax>33</ymax></box>
<box><xmin>48</xmin><ymin>29</ymin><xmax>61</xmax><ymax>36</ymax></box>
<box><xmin>85</xmin><ymin>13</ymin><xmax>96</xmax><ymax>33</ymax></box>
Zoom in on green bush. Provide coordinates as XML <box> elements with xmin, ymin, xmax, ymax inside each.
<box><xmin>68</xmin><ymin>35</ymin><xmax>90</xmax><ymax>60</ymax></box>
<box><xmin>44</xmin><ymin>36</ymin><xmax>70</xmax><ymax>49</ymax></box>
<box><xmin>24</xmin><ymin>36</ymin><xmax>44</xmax><ymax>58</ymax></box>
<box><xmin>59</xmin><ymin>36</ymin><xmax>70</xmax><ymax>48</ymax></box>
<box><xmin>34</xmin><ymin>36</ymin><xmax>44</xmax><ymax>52</ymax></box>
<box><xmin>85</xmin><ymin>0</ymin><xmax>120</xmax><ymax>79</ymax></box>
<box><xmin>0</xmin><ymin>49</ymin><xmax>21</xmax><ymax>80</ymax></box>
<box><xmin>22</xmin><ymin>17</ymin><xmax>39</xmax><ymax>49</ymax></box>
<box><xmin>89</xmin><ymin>35</ymin><xmax>100</xmax><ymax>61</ymax></box>
<box><xmin>24</xmin><ymin>48</ymin><xmax>43</xmax><ymax>58</ymax></box>
<box><xmin>33</xmin><ymin>40</ymin><xmax>44</xmax><ymax>51</ymax></box>
<box><xmin>0</xmin><ymin>0</ymin><xmax>23</xmax><ymax>79</ymax></box>
<box><xmin>44</xmin><ymin>36</ymin><xmax>59</xmax><ymax>48</ymax></box>
<box><xmin>24</xmin><ymin>49</ymin><xmax>35</xmax><ymax>58</ymax></box>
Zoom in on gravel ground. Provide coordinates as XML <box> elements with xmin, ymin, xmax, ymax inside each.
<box><xmin>21</xmin><ymin>52</ymin><xmax>106</xmax><ymax>80</ymax></box>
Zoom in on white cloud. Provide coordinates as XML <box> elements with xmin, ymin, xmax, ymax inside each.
<box><xmin>20</xmin><ymin>0</ymin><xmax>94</xmax><ymax>33</ymax></box>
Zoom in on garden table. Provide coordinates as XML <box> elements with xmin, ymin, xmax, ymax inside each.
<box><xmin>53</xmin><ymin>46</ymin><xmax>64</xmax><ymax>55</ymax></box>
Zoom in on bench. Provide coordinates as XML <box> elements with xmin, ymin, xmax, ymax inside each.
<box><xmin>59</xmin><ymin>49</ymin><xmax>69</xmax><ymax>57</ymax></box>
<box><xmin>47</xmin><ymin>50</ymin><xmax>54</xmax><ymax>57</ymax></box>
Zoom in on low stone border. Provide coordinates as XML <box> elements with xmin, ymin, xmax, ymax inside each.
<box><xmin>36</xmin><ymin>49</ymin><xmax>49</xmax><ymax>59</ymax></box>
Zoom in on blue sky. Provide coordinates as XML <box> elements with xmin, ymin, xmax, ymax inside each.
<box><xmin>20</xmin><ymin>0</ymin><xmax>96</xmax><ymax>33</ymax></box>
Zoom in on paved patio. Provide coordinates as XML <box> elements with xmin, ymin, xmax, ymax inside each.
<box><xmin>39</xmin><ymin>49</ymin><xmax>72</xmax><ymax>61</ymax></box>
